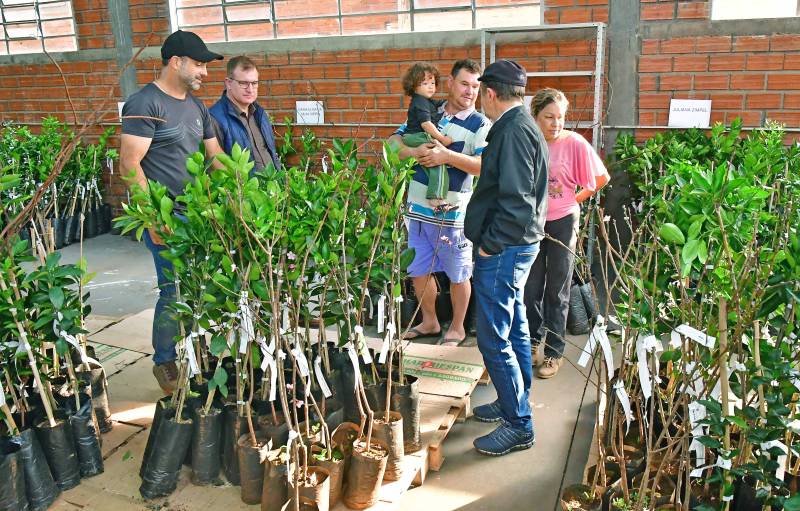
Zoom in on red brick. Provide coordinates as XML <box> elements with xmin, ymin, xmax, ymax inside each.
<box><xmin>324</xmin><ymin>66</ymin><xmax>347</xmax><ymax>79</ymax></box>
<box><xmin>641</xmin><ymin>39</ymin><xmax>660</xmax><ymax>55</ymax></box>
<box><xmin>771</xmin><ymin>35</ymin><xmax>800</xmax><ymax>52</ymax></box>
<box><xmin>660</xmin><ymin>37</ymin><xmax>695</xmax><ymax>54</ymax></box>
<box><xmin>709</xmin><ymin>54</ymin><xmax>746</xmax><ymax>71</ymax></box>
<box><xmin>733</xmin><ymin>36</ymin><xmax>770</xmax><ymax>52</ymax></box>
<box><xmin>558</xmin><ymin>40</ymin><xmax>591</xmax><ymax>56</ymax></box>
<box><xmin>350</xmin><ymin>97</ymin><xmax>375</xmax><ymax>109</ymax></box>
<box><xmin>290</xmin><ymin>52</ymin><xmax>313</xmax><ymax>65</ymax></box>
<box><xmin>324</xmin><ymin>97</ymin><xmax>349</xmax><ymax>109</ymax></box>
<box><xmin>784</xmin><ymin>55</ymin><xmax>800</xmax><ymax>70</ymax></box>
<box><xmin>639</xmin><ymin>55</ymin><xmax>672</xmax><ymax>73</ymax></box>
<box><xmin>641</xmin><ymin>3</ymin><xmax>674</xmax><ymax>20</ymax></box>
<box><xmin>695</xmin><ymin>36</ymin><xmax>731</xmax><ymax>53</ymax></box>
<box><xmin>362</xmin><ymin>81</ymin><xmax>389</xmax><ymax>94</ymax></box>
<box><xmin>278</xmin><ymin>67</ymin><xmax>302</xmax><ymax>80</ymax></box>
<box><xmin>639</xmin><ymin>93</ymin><xmax>671</xmax><ymax>109</ymax></box>
<box><xmin>746</xmin><ymin>93</ymin><xmax>781</xmax><ymax>109</ymax></box>
<box><xmin>767</xmin><ymin>74</ymin><xmax>800</xmax><ymax>90</ymax></box>
<box><xmin>639</xmin><ymin>75</ymin><xmax>658</xmax><ymax>91</ymax></box>
<box><xmin>528</xmin><ymin>42</ymin><xmax>559</xmax><ymax>56</ymax></box>
<box><xmin>709</xmin><ymin>93</ymin><xmax>744</xmax><ymax>109</ymax></box>
<box><xmin>673</xmin><ymin>55</ymin><xmax>708</xmax><ymax>72</ymax></box>
<box><xmin>730</xmin><ymin>74</ymin><xmax>765</xmax><ymax>90</ymax></box>
<box><xmin>638</xmin><ymin>111</ymin><xmax>658</xmax><ymax>125</ymax></box>
<box><xmin>300</xmin><ymin>66</ymin><xmax>325</xmax><ymax>79</ymax></box>
<box><xmin>766</xmin><ymin>111</ymin><xmax>800</xmax><ymax>126</ymax></box>
<box><xmin>560</xmin><ymin>8</ymin><xmax>592</xmax><ymax>23</ymax></box>
<box><xmin>545</xmin><ymin>58</ymin><xmax>578</xmax><ymax>71</ymax></box>
<box><xmin>694</xmin><ymin>74</ymin><xmax>730</xmax><ymax>89</ymax></box>
<box><xmin>544</xmin><ymin>10</ymin><xmax>559</xmax><ymax>24</ymax></box>
<box><xmin>659</xmin><ymin>74</ymin><xmax>694</xmax><ymax>90</ymax></box>
<box><xmin>725</xmin><ymin>111</ymin><xmax>762</xmax><ymax>125</ymax></box>
<box><xmin>591</xmin><ymin>7</ymin><xmax>608</xmax><ymax>22</ymax></box>
<box><xmin>497</xmin><ymin>43</ymin><xmax>530</xmax><ymax>58</ymax></box>
<box><xmin>545</xmin><ymin>0</ymin><xmax>576</xmax><ymax>7</ymax></box>
<box><xmin>677</xmin><ymin>1</ymin><xmax>708</xmax><ymax>19</ymax></box>
<box><xmin>413</xmin><ymin>48</ymin><xmax>441</xmax><ymax>61</ymax></box>
<box><xmin>746</xmin><ymin>54</ymin><xmax>784</xmax><ymax>71</ymax></box>
<box><xmin>784</xmin><ymin>93</ymin><xmax>800</xmax><ymax>108</ymax></box>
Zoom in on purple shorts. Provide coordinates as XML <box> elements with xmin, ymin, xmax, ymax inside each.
<box><xmin>406</xmin><ymin>219</ymin><xmax>473</xmax><ymax>283</ymax></box>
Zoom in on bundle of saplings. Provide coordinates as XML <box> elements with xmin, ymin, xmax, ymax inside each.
<box><xmin>0</xmin><ymin>118</ymin><xmax>117</xmax><ymax>252</ymax></box>
<box><xmin>562</xmin><ymin>121</ymin><xmax>800</xmax><ymax>511</ymax></box>
<box><xmin>118</xmin><ymin>139</ymin><xmax>419</xmax><ymax>509</ymax></box>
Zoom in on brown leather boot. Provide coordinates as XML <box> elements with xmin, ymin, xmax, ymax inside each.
<box><xmin>152</xmin><ymin>361</ymin><xmax>178</xmax><ymax>394</ymax></box>
<box><xmin>536</xmin><ymin>357</ymin><xmax>563</xmax><ymax>379</ymax></box>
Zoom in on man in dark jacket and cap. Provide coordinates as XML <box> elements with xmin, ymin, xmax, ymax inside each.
<box><xmin>464</xmin><ymin>59</ymin><xmax>549</xmax><ymax>456</ymax></box>
<box><xmin>210</xmin><ymin>55</ymin><xmax>281</xmax><ymax>174</ymax></box>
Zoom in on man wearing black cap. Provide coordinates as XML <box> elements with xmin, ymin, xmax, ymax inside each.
<box><xmin>120</xmin><ymin>30</ymin><xmax>224</xmax><ymax>394</ymax></box>
<box><xmin>464</xmin><ymin>59</ymin><xmax>549</xmax><ymax>456</ymax></box>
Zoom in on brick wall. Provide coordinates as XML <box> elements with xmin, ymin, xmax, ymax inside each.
<box><xmin>1</xmin><ymin>0</ymin><xmax>799</xmax><ymax>211</ymax></box>
<box><xmin>638</xmin><ymin>0</ymin><xmax>800</xmax><ymax>136</ymax></box>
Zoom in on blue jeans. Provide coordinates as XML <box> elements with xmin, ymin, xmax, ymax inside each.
<box><xmin>143</xmin><ymin>229</ymin><xmax>178</xmax><ymax>365</ymax></box>
<box><xmin>473</xmin><ymin>243</ymin><xmax>539</xmax><ymax>432</ymax></box>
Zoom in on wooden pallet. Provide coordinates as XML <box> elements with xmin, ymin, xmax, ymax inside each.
<box><xmin>427</xmin><ymin>396</ymin><xmax>469</xmax><ymax>472</ymax></box>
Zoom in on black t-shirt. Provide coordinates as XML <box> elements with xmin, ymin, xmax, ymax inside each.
<box><xmin>121</xmin><ymin>83</ymin><xmax>215</xmax><ymax>199</ymax></box>
<box><xmin>405</xmin><ymin>93</ymin><xmax>446</xmax><ymax>135</ymax></box>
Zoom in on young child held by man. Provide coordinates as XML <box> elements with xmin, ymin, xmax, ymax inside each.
<box><xmin>401</xmin><ymin>62</ymin><xmax>453</xmax><ymax>207</ymax></box>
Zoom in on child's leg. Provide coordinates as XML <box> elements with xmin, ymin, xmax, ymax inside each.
<box><xmin>402</xmin><ymin>133</ymin><xmax>449</xmax><ymax>202</ymax></box>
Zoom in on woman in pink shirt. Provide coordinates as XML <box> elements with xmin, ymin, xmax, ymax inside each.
<box><xmin>525</xmin><ymin>88</ymin><xmax>610</xmax><ymax>379</ymax></box>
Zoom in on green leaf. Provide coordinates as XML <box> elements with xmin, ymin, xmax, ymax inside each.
<box><xmin>784</xmin><ymin>494</ymin><xmax>800</xmax><ymax>511</ymax></box>
<box><xmin>202</xmin><ymin>293</ymin><xmax>217</xmax><ymax>303</ymax></box>
<box><xmin>392</xmin><ymin>282</ymin><xmax>401</xmax><ymax>298</ymax></box>
<box><xmin>681</xmin><ymin>239</ymin><xmax>700</xmax><ymax>265</ymax></box>
<box><xmin>687</xmin><ymin>220</ymin><xmax>702</xmax><ymax>240</ymax></box>
<box><xmin>122</xmin><ymin>450</ymin><xmax>133</xmax><ymax>461</ymax></box>
<box><xmin>399</xmin><ymin>247</ymin><xmax>416</xmax><ymax>271</ymax></box>
<box><xmin>160</xmin><ymin>195</ymin><xmax>173</xmax><ymax>220</ymax></box>
<box><xmin>697</xmin><ymin>240</ymin><xmax>708</xmax><ymax>265</ymax></box>
<box><xmin>213</xmin><ymin>366</ymin><xmax>228</xmax><ymax>386</ymax></box>
<box><xmin>210</xmin><ymin>335</ymin><xmax>228</xmax><ymax>356</ymax></box>
<box><xmin>49</xmin><ymin>286</ymin><xmax>64</xmax><ymax>309</ymax></box>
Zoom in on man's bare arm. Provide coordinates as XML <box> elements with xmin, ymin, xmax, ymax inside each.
<box><xmin>119</xmin><ymin>133</ymin><xmax>152</xmax><ymax>191</ymax></box>
<box><xmin>203</xmin><ymin>137</ymin><xmax>225</xmax><ymax>170</ymax></box>
<box><xmin>120</xmin><ymin>133</ymin><xmax>165</xmax><ymax>244</ymax></box>
<box><xmin>416</xmin><ymin>140</ymin><xmax>481</xmax><ymax>176</ymax></box>
<box><xmin>388</xmin><ymin>134</ymin><xmax>481</xmax><ymax>176</ymax></box>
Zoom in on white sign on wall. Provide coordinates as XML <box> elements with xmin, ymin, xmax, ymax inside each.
<box><xmin>668</xmin><ymin>99</ymin><xmax>712</xmax><ymax>129</ymax></box>
<box><xmin>296</xmin><ymin>101</ymin><xmax>324</xmax><ymax>125</ymax></box>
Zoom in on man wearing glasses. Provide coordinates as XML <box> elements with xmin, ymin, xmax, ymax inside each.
<box><xmin>210</xmin><ymin>55</ymin><xmax>281</xmax><ymax>174</ymax></box>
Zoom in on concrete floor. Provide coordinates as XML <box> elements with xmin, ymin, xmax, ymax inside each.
<box><xmin>61</xmin><ymin>233</ymin><xmax>598</xmax><ymax>511</ymax></box>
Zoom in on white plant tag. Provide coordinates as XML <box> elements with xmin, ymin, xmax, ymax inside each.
<box><xmin>676</xmin><ymin>324</ymin><xmax>716</xmax><ymax>348</ymax></box>
<box><xmin>268</xmin><ymin>357</ymin><xmax>278</xmax><ymax>401</ymax></box>
<box><xmin>378</xmin><ymin>327</ymin><xmax>392</xmax><ymax>365</ymax></box>
<box><xmin>347</xmin><ymin>342</ymin><xmax>361</xmax><ymax>388</ymax></box>
<box><xmin>291</xmin><ymin>347</ymin><xmax>310</xmax><ymax>378</ymax></box>
<box><xmin>596</xmin><ymin>321</ymin><xmax>614</xmax><ymax>377</ymax></box>
<box><xmin>690</xmin><ymin>437</ymin><xmax>706</xmax><ymax>468</ymax></box>
<box><xmin>613</xmin><ymin>379</ymin><xmax>634</xmax><ymax>432</ymax></box>
<box><xmin>577</xmin><ymin>327</ymin><xmax>599</xmax><ymax>367</ymax></box>
<box><xmin>716</xmin><ymin>456</ymin><xmax>732</xmax><ymax>470</ymax></box>
<box><xmin>669</xmin><ymin>330</ymin><xmax>682</xmax><ymax>349</ymax></box>
<box><xmin>636</xmin><ymin>347</ymin><xmax>653</xmax><ymax>401</ymax></box>
<box><xmin>355</xmin><ymin>326</ymin><xmax>372</xmax><ymax>363</ymax></box>
<box><xmin>377</xmin><ymin>295</ymin><xmax>386</xmax><ymax>334</ymax></box>
<box><xmin>314</xmin><ymin>356</ymin><xmax>332</xmax><ymax>398</ymax></box>
<box><xmin>184</xmin><ymin>335</ymin><xmax>200</xmax><ymax>377</ymax></box>
<box><xmin>282</xmin><ymin>307</ymin><xmax>289</xmax><ymax>332</ymax></box>
<box><xmin>688</xmin><ymin>401</ymin><xmax>707</xmax><ymax>434</ymax></box>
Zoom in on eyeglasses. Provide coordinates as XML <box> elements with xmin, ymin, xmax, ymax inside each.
<box><xmin>228</xmin><ymin>78</ymin><xmax>259</xmax><ymax>89</ymax></box>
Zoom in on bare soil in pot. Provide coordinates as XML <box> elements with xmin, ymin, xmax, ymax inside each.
<box><xmin>560</xmin><ymin>483</ymin><xmax>602</xmax><ymax>511</ymax></box>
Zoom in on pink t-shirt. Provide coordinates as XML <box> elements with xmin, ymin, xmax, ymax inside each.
<box><xmin>545</xmin><ymin>130</ymin><xmax>608</xmax><ymax>222</ymax></box>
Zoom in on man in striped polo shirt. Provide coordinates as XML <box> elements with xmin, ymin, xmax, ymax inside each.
<box><xmin>389</xmin><ymin>59</ymin><xmax>491</xmax><ymax>346</ymax></box>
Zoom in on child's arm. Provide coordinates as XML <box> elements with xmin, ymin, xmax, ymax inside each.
<box><xmin>421</xmin><ymin>121</ymin><xmax>453</xmax><ymax>147</ymax></box>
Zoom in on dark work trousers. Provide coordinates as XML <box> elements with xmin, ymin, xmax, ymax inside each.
<box><xmin>524</xmin><ymin>211</ymin><xmax>579</xmax><ymax>358</ymax></box>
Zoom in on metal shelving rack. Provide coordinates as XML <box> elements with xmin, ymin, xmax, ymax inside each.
<box><xmin>480</xmin><ymin>22</ymin><xmax>607</xmax><ymax>152</ymax></box>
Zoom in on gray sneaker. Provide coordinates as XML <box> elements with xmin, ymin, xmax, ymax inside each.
<box><xmin>152</xmin><ymin>361</ymin><xmax>178</xmax><ymax>394</ymax></box>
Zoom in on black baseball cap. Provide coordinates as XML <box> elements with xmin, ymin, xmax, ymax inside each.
<box><xmin>479</xmin><ymin>59</ymin><xmax>527</xmax><ymax>87</ymax></box>
<box><xmin>161</xmin><ymin>30</ymin><xmax>223</xmax><ymax>63</ymax></box>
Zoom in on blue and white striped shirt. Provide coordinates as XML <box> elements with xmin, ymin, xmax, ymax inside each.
<box><xmin>395</xmin><ymin>104</ymin><xmax>491</xmax><ymax>228</ymax></box>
